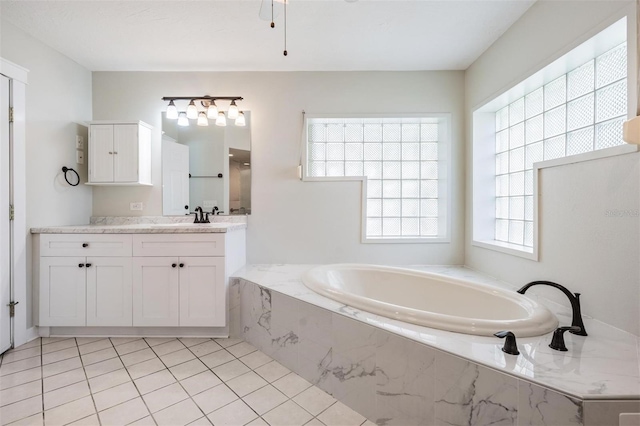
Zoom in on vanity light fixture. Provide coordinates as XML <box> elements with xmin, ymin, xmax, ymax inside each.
<box><xmin>166</xmin><ymin>100</ymin><xmax>178</xmax><ymax>119</ymax></box>
<box><xmin>197</xmin><ymin>112</ymin><xmax>209</xmax><ymax>126</ymax></box>
<box><xmin>216</xmin><ymin>111</ymin><xmax>227</xmax><ymax>127</ymax></box>
<box><xmin>162</xmin><ymin>96</ymin><xmax>244</xmax><ymax>126</ymax></box>
<box><xmin>177</xmin><ymin>112</ymin><xmax>189</xmax><ymax>127</ymax></box>
<box><xmin>235</xmin><ymin>111</ymin><xmax>246</xmax><ymax>126</ymax></box>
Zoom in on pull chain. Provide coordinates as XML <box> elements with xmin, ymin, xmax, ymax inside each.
<box><xmin>270</xmin><ymin>0</ymin><xmax>274</xmax><ymax>28</ymax></box>
<box><xmin>283</xmin><ymin>0</ymin><xmax>287</xmax><ymax>56</ymax></box>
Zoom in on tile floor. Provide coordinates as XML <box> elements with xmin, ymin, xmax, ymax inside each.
<box><xmin>0</xmin><ymin>337</ymin><xmax>376</xmax><ymax>426</ymax></box>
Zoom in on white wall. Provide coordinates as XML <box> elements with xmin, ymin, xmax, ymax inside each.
<box><xmin>465</xmin><ymin>1</ymin><xmax>640</xmax><ymax>335</ymax></box>
<box><xmin>91</xmin><ymin>71</ymin><xmax>465</xmax><ymax>265</ymax></box>
<box><xmin>0</xmin><ymin>20</ymin><xmax>93</xmax><ymax>328</ymax></box>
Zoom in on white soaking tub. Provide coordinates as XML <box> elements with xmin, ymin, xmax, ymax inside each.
<box><xmin>302</xmin><ymin>264</ymin><xmax>558</xmax><ymax>337</ymax></box>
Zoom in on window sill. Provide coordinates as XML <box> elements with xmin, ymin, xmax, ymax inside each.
<box><xmin>472</xmin><ymin>239</ymin><xmax>538</xmax><ymax>261</ymax></box>
<box><xmin>362</xmin><ymin>236</ymin><xmax>450</xmax><ymax>244</ymax></box>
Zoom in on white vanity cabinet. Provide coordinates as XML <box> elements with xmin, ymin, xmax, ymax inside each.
<box><xmin>87</xmin><ymin>121</ymin><xmax>152</xmax><ymax>186</ymax></box>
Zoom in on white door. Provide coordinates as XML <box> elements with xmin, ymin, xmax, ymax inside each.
<box><xmin>179</xmin><ymin>257</ymin><xmax>225</xmax><ymax>327</ymax></box>
<box><xmin>113</xmin><ymin>124</ymin><xmax>139</xmax><ymax>182</ymax></box>
<box><xmin>86</xmin><ymin>257</ymin><xmax>132</xmax><ymax>326</ymax></box>
<box><xmin>39</xmin><ymin>257</ymin><xmax>86</xmax><ymax>327</ymax></box>
<box><xmin>89</xmin><ymin>125</ymin><xmax>114</xmax><ymax>182</ymax></box>
<box><xmin>162</xmin><ymin>139</ymin><xmax>190</xmax><ymax>216</ymax></box>
<box><xmin>0</xmin><ymin>75</ymin><xmax>11</xmax><ymax>352</ymax></box>
<box><xmin>132</xmin><ymin>257</ymin><xmax>179</xmax><ymax>326</ymax></box>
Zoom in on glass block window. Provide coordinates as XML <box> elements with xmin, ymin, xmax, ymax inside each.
<box><xmin>306</xmin><ymin>117</ymin><xmax>446</xmax><ymax>239</ymax></box>
<box><xmin>494</xmin><ymin>42</ymin><xmax>627</xmax><ymax>247</ymax></box>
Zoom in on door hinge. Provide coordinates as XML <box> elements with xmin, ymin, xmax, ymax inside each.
<box><xmin>7</xmin><ymin>301</ymin><xmax>18</xmax><ymax>317</ymax></box>
<box><xmin>9</xmin><ymin>107</ymin><xmax>13</xmax><ymax>123</ymax></box>
<box><xmin>9</xmin><ymin>204</ymin><xmax>14</xmax><ymax>221</ymax></box>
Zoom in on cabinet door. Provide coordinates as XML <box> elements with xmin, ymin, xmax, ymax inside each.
<box><xmin>179</xmin><ymin>257</ymin><xmax>225</xmax><ymax>327</ymax></box>
<box><xmin>113</xmin><ymin>124</ymin><xmax>139</xmax><ymax>182</ymax></box>
<box><xmin>132</xmin><ymin>257</ymin><xmax>179</xmax><ymax>326</ymax></box>
<box><xmin>39</xmin><ymin>257</ymin><xmax>86</xmax><ymax>326</ymax></box>
<box><xmin>89</xmin><ymin>125</ymin><xmax>114</xmax><ymax>182</ymax></box>
<box><xmin>86</xmin><ymin>257</ymin><xmax>132</xmax><ymax>326</ymax></box>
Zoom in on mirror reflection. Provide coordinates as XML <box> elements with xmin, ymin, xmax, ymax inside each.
<box><xmin>161</xmin><ymin>112</ymin><xmax>251</xmax><ymax>216</ymax></box>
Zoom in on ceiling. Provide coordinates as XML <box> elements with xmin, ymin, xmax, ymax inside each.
<box><xmin>0</xmin><ymin>0</ymin><xmax>536</xmax><ymax>72</ymax></box>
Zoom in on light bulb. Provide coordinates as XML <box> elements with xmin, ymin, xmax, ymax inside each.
<box><xmin>178</xmin><ymin>112</ymin><xmax>189</xmax><ymax>127</ymax></box>
<box><xmin>228</xmin><ymin>100</ymin><xmax>239</xmax><ymax>120</ymax></box>
<box><xmin>197</xmin><ymin>112</ymin><xmax>209</xmax><ymax>126</ymax></box>
<box><xmin>166</xmin><ymin>100</ymin><xmax>178</xmax><ymax>119</ymax></box>
<box><xmin>186</xmin><ymin>100</ymin><xmax>198</xmax><ymax>119</ymax></box>
<box><xmin>207</xmin><ymin>101</ymin><xmax>218</xmax><ymax>119</ymax></box>
<box><xmin>216</xmin><ymin>111</ymin><xmax>227</xmax><ymax>127</ymax></box>
<box><xmin>235</xmin><ymin>111</ymin><xmax>246</xmax><ymax>127</ymax></box>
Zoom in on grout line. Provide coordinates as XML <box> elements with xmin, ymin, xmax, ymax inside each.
<box><xmin>76</xmin><ymin>337</ymin><xmax>103</xmax><ymax>426</ymax></box>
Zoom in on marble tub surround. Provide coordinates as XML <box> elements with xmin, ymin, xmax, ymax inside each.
<box><xmin>30</xmin><ymin>222</ymin><xmax>246</xmax><ymax>234</ymax></box>
<box><xmin>230</xmin><ymin>265</ymin><xmax>640</xmax><ymax>404</ymax></box>
<box><xmin>90</xmin><ymin>215</ymin><xmax>248</xmax><ymax>225</ymax></box>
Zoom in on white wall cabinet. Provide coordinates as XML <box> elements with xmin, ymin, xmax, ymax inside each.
<box><xmin>87</xmin><ymin>121</ymin><xmax>152</xmax><ymax>186</ymax></box>
<box><xmin>34</xmin><ymin>231</ymin><xmax>246</xmax><ymax>331</ymax></box>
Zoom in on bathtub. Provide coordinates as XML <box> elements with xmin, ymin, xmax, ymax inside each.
<box><xmin>302</xmin><ymin>264</ymin><xmax>558</xmax><ymax>337</ymax></box>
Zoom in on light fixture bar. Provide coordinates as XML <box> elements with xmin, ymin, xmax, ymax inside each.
<box><xmin>162</xmin><ymin>96</ymin><xmax>243</xmax><ymax>102</ymax></box>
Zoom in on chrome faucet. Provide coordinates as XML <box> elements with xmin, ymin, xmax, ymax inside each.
<box><xmin>517</xmin><ymin>281</ymin><xmax>587</xmax><ymax>336</ymax></box>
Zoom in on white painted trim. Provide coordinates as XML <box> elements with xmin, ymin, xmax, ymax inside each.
<box><xmin>44</xmin><ymin>326</ymin><xmax>229</xmax><ymax>338</ymax></box>
<box><xmin>0</xmin><ymin>59</ymin><xmax>28</xmax><ymax>84</ymax></box>
<box><xmin>534</xmin><ymin>143</ymin><xmax>638</xmax><ymax>169</ymax></box>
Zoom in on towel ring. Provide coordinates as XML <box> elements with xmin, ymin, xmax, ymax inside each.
<box><xmin>62</xmin><ymin>167</ymin><xmax>80</xmax><ymax>186</ymax></box>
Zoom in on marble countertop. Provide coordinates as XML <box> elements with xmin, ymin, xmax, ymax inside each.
<box><xmin>30</xmin><ymin>222</ymin><xmax>246</xmax><ymax>234</ymax></box>
<box><xmin>231</xmin><ymin>264</ymin><xmax>640</xmax><ymax>400</ymax></box>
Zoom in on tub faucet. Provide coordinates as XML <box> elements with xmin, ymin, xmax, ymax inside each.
<box><xmin>517</xmin><ymin>281</ymin><xmax>587</xmax><ymax>336</ymax></box>
<box><xmin>549</xmin><ymin>326</ymin><xmax>582</xmax><ymax>351</ymax></box>
<box><xmin>494</xmin><ymin>331</ymin><xmax>519</xmax><ymax>355</ymax></box>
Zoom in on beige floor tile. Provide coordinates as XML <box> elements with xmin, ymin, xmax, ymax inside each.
<box><xmin>75</xmin><ymin>337</ymin><xmax>105</xmax><ymax>347</ymax></box>
<box><xmin>225</xmin><ymin>342</ymin><xmax>257</xmax><ymax>359</ymax></box>
<box><xmin>68</xmin><ymin>414</ymin><xmax>100</xmax><ymax>426</ymax></box>
<box><xmin>98</xmin><ymin>397</ymin><xmax>149</xmax><ymax>425</ymax></box>
<box><xmin>84</xmin><ymin>357</ymin><xmax>124</xmax><ymax>379</ymax></box>
<box><xmin>109</xmin><ymin>337</ymin><xmax>142</xmax><ymax>346</ymax></box>
<box><xmin>273</xmin><ymin>372</ymin><xmax>313</xmax><ymax>398</ymax></box>
<box><xmin>186</xmin><ymin>417</ymin><xmax>212</xmax><ymax>426</ymax></box>
<box><xmin>1</xmin><ymin>395</ymin><xmax>43</xmax><ymax>425</ymax></box>
<box><xmin>7</xmin><ymin>339</ymin><xmax>41</xmax><ymax>352</ymax></box>
<box><xmin>93</xmin><ymin>381</ymin><xmax>140</xmax><ymax>411</ymax></box>
<box><xmin>41</xmin><ymin>337</ymin><xmax>72</xmax><ymax>346</ymax></box>
<box><xmin>199</xmin><ymin>350</ymin><xmax>234</xmax><ymax>369</ymax></box>
<box><xmin>317</xmin><ymin>401</ymin><xmax>365</xmax><ymax>426</ymax></box>
<box><xmin>115</xmin><ymin>339</ymin><xmax>149</xmax><ymax>356</ymax></box>
<box><xmin>192</xmin><ymin>383</ymin><xmax>238</xmax><ymax>414</ymax></box>
<box><xmin>1</xmin><ymin>356</ymin><xmax>41</xmax><ymax>376</ymax></box>
<box><xmin>0</xmin><ymin>380</ymin><xmax>42</xmax><ymax>407</ymax></box>
<box><xmin>142</xmin><ymin>382</ymin><xmax>189</xmax><ymax>413</ymax></box>
<box><xmin>134</xmin><ymin>369</ymin><xmax>176</xmax><ymax>395</ymax></box>
<box><xmin>7</xmin><ymin>412</ymin><xmax>44</xmax><ymax>425</ymax></box>
<box><xmin>254</xmin><ymin>360</ymin><xmax>290</xmax><ymax>383</ymax></box>
<box><xmin>179</xmin><ymin>371</ymin><xmax>221</xmax><ymax>396</ymax></box>
<box><xmin>81</xmin><ymin>347</ymin><xmax>118</xmax><ymax>366</ymax></box>
<box><xmin>0</xmin><ymin>368</ymin><xmax>42</xmax><ymax>390</ymax></box>
<box><xmin>159</xmin><ymin>348</ymin><xmax>195</xmax><ymax>368</ymax></box>
<box><xmin>41</xmin><ymin>339</ymin><xmax>76</xmax><ymax>355</ymax></box>
<box><xmin>169</xmin><ymin>359</ymin><xmax>207</xmax><ymax>381</ymax></box>
<box><xmin>42</xmin><ymin>347</ymin><xmax>79</xmax><ymax>366</ymax></box>
<box><xmin>43</xmin><ymin>368</ymin><xmax>86</xmax><ymax>393</ymax></box>
<box><xmin>263</xmin><ymin>400</ymin><xmax>313</xmax><ymax>426</ymax></box>
<box><xmin>152</xmin><ymin>398</ymin><xmax>203</xmax><ymax>426</ymax></box>
<box><xmin>242</xmin><ymin>385</ymin><xmax>288</xmax><ymax>415</ymax></box>
<box><xmin>207</xmin><ymin>399</ymin><xmax>258</xmax><ymax>426</ymax></box>
<box><xmin>43</xmin><ymin>380</ymin><xmax>90</xmax><ymax>410</ymax></box>
<box><xmin>361</xmin><ymin>421</ymin><xmax>376</xmax><ymax>426</ymax></box>
<box><xmin>151</xmin><ymin>340</ymin><xmax>186</xmax><ymax>357</ymax></box>
<box><xmin>128</xmin><ymin>415</ymin><xmax>157</xmax><ymax>426</ymax></box>
<box><xmin>120</xmin><ymin>348</ymin><xmax>157</xmax><ymax>367</ymax></box>
<box><xmin>77</xmin><ymin>339</ymin><xmax>113</xmax><ymax>355</ymax></box>
<box><xmin>246</xmin><ymin>418</ymin><xmax>269</xmax><ymax>426</ymax></box>
<box><xmin>304</xmin><ymin>419</ymin><xmax>326</xmax><ymax>426</ymax></box>
<box><xmin>144</xmin><ymin>338</ymin><xmax>176</xmax><ymax>347</ymax></box>
<box><xmin>214</xmin><ymin>338</ymin><xmax>243</xmax><ymax>348</ymax></box>
<box><xmin>188</xmin><ymin>341</ymin><xmax>222</xmax><ymax>358</ymax></box>
<box><xmin>42</xmin><ymin>357</ymin><xmax>82</xmax><ymax>378</ymax></box>
<box><xmin>292</xmin><ymin>386</ymin><xmax>337</xmax><ymax>416</ymax></box>
<box><xmin>88</xmin><ymin>368</ymin><xmax>131</xmax><ymax>394</ymax></box>
<box><xmin>212</xmin><ymin>360</ymin><xmax>250</xmax><ymax>382</ymax></box>
<box><xmin>1</xmin><ymin>347</ymin><xmax>41</xmax><ymax>364</ymax></box>
<box><xmin>43</xmin><ymin>395</ymin><xmax>95</xmax><ymax>426</ymax></box>
<box><xmin>178</xmin><ymin>338</ymin><xmax>210</xmax><ymax>348</ymax></box>
<box><xmin>126</xmin><ymin>358</ymin><xmax>165</xmax><ymax>380</ymax></box>
<box><xmin>225</xmin><ymin>371</ymin><xmax>268</xmax><ymax>397</ymax></box>
<box><xmin>239</xmin><ymin>350</ymin><xmax>273</xmax><ymax>370</ymax></box>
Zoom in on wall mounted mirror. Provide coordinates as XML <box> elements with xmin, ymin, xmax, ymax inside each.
<box><xmin>161</xmin><ymin>112</ymin><xmax>251</xmax><ymax>216</ymax></box>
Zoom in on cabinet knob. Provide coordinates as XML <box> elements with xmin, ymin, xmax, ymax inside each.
<box><xmin>172</xmin><ymin>263</ymin><xmax>177</xmax><ymax>268</ymax></box>
<box><xmin>113</xmin><ymin>151</ymin><xmax>118</xmax><ymax>154</ymax></box>
<box><xmin>78</xmin><ymin>263</ymin><xmax>84</xmax><ymax>268</ymax></box>
<box><xmin>85</xmin><ymin>263</ymin><xmax>92</xmax><ymax>267</ymax></box>
<box><xmin>82</xmin><ymin>243</ymin><xmax>89</xmax><ymax>248</ymax></box>
<box><xmin>179</xmin><ymin>263</ymin><xmax>185</xmax><ymax>268</ymax></box>
<box><xmin>108</xmin><ymin>152</ymin><xmax>113</xmax><ymax>154</ymax></box>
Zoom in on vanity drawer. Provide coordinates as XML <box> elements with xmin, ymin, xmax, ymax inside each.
<box><xmin>133</xmin><ymin>234</ymin><xmax>225</xmax><ymax>257</ymax></box>
<box><xmin>40</xmin><ymin>234</ymin><xmax>133</xmax><ymax>257</ymax></box>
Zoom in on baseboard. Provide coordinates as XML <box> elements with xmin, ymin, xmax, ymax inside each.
<box><xmin>46</xmin><ymin>326</ymin><xmax>230</xmax><ymax>338</ymax></box>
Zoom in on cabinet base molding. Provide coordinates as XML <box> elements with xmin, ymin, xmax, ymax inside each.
<box><xmin>39</xmin><ymin>326</ymin><xmax>229</xmax><ymax>339</ymax></box>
